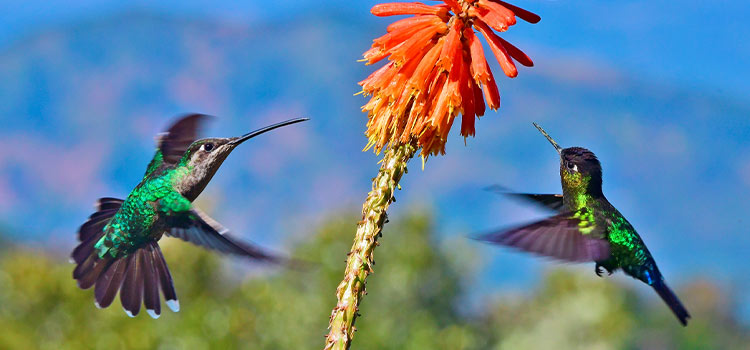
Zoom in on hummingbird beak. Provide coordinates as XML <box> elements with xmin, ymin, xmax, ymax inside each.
<box><xmin>533</xmin><ymin>122</ymin><xmax>562</xmax><ymax>155</ymax></box>
<box><xmin>229</xmin><ymin>117</ymin><xmax>310</xmax><ymax>147</ymax></box>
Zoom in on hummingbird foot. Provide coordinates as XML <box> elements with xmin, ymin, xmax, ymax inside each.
<box><xmin>595</xmin><ymin>263</ymin><xmax>613</xmax><ymax>277</ymax></box>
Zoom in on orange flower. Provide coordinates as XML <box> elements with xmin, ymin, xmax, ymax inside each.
<box><xmin>360</xmin><ymin>0</ymin><xmax>539</xmax><ymax>157</ymax></box>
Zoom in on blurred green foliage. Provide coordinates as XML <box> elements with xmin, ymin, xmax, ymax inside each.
<box><xmin>0</xmin><ymin>210</ymin><xmax>747</xmax><ymax>349</ymax></box>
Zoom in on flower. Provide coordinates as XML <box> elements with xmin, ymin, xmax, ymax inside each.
<box><xmin>359</xmin><ymin>0</ymin><xmax>539</xmax><ymax>157</ymax></box>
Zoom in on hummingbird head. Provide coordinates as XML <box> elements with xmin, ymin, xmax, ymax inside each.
<box><xmin>533</xmin><ymin>122</ymin><xmax>603</xmax><ymax>196</ymax></box>
<box><xmin>560</xmin><ymin>147</ymin><xmax>602</xmax><ymax>184</ymax></box>
<box><xmin>176</xmin><ymin>117</ymin><xmax>309</xmax><ymax>200</ymax></box>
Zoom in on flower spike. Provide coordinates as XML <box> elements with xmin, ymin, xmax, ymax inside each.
<box><xmin>358</xmin><ymin>0</ymin><xmax>539</xmax><ymax>157</ymax></box>
<box><xmin>325</xmin><ymin>3</ymin><xmax>540</xmax><ymax>348</ymax></box>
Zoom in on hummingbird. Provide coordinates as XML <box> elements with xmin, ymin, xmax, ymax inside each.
<box><xmin>71</xmin><ymin>114</ymin><xmax>308</xmax><ymax>318</ymax></box>
<box><xmin>477</xmin><ymin>123</ymin><xmax>690</xmax><ymax>326</ymax></box>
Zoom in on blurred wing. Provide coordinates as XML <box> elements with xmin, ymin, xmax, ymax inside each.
<box><xmin>485</xmin><ymin>185</ymin><xmax>565</xmax><ymax>211</ymax></box>
<box><xmin>476</xmin><ymin>210</ymin><xmax>610</xmax><ymax>262</ymax></box>
<box><xmin>507</xmin><ymin>193</ymin><xmax>565</xmax><ymax>211</ymax></box>
<box><xmin>145</xmin><ymin>114</ymin><xmax>211</xmax><ymax>175</ymax></box>
<box><xmin>167</xmin><ymin>208</ymin><xmax>284</xmax><ymax>263</ymax></box>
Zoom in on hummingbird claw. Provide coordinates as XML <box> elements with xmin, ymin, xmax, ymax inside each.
<box><xmin>595</xmin><ymin>263</ymin><xmax>614</xmax><ymax>277</ymax></box>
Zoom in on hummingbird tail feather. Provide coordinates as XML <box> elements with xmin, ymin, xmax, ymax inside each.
<box><xmin>147</xmin><ymin>241</ymin><xmax>179</xmax><ymax>314</ymax></box>
<box><xmin>72</xmin><ymin>198</ymin><xmax>124</xmax><ymax>264</ymax></box>
<box><xmin>653</xmin><ymin>280</ymin><xmax>690</xmax><ymax>326</ymax></box>
<box><xmin>72</xmin><ymin>198</ymin><xmax>123</xmax><ymax>288</ymax></box>
<box><xmin>118</xmin><ymin>242</ymin><xmax>179</xmax><ymax>318</ymax></box>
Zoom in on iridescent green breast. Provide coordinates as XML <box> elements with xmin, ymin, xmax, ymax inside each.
<box><xmin>94</xmin><ymin>167</ymin><xmax>192</xmax><ymax>258</ymax></box>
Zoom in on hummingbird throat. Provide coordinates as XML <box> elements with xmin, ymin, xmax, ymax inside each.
<box><xmin>561</xmin><ymin>169</ymin><xmax>594</xmax><ymax>210</ymax></box>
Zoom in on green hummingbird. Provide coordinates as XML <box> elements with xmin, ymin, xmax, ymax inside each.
<box><xmin>478</xmin><ymin>123</ymin><xmax>690</xmax><ymax>326</ymax></box>
<box><xmin>71</xmin><ymin>114</ymin><xmax>308</xmax><ymax>318</ymax></box>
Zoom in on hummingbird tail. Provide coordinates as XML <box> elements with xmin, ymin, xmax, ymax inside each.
<box><xmin>116</xmin><ymin>242</ymin><xmax>179</xmax><ymax>318</ymax></box>
<box><xmin>653</xmin><ymin>280</ymin><xmax>691</xmax><ymax>326</ymax></box>
<box><xmin>72</xmin><ymin>198</ymin><xmax>179</xmax><ymax>318</ymax></box>
<box><xmin>73</xmin><ymin>240</ymin><xmax>179</xmax><ymax>318</ymax></box>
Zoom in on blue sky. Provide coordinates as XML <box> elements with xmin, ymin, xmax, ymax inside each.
<box><xmin>1</xmin><ymin>0</ymin><xmax>749</xmax><ymax>316</ymax></box>
<box><xmin>2</xmin><ymin>0</ymin><xmax>748</xmax><ymax>97</ymax></box>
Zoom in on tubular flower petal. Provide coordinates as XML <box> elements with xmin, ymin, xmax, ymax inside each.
<box><xmin>496</xmin><ymin>35</ymin><xmax>534</xmax><ymax>67</ymax></box>
<box><xmin>387</xmin><ymin>15</ymin><xmax>444</xmax><ymax>33</ymax></box>
<box><xmin>465</xmin><ymin>28</ymin><xmax>490</xmax><ymax>84</ymax></box>
<box><xmin>472</xmin><ymin>78</ymin><xmax>486</xmax><ymax>117</ymax></box>
<box><xmin>458</xmin><ymin>51</ymin><xmax>476</xmax><ymax>137</ymax></box>
<box><xmin>475</xmin><ymin>20</ymin><xmax>517</xmax><ymax>78</ymax></box>
<box><xmin>437</xmin><ymin>20</ymin><xmax>463</xmax><ymax>72</ymax></box>
<box><xmin>363</xmin><ymin>47</ymin><xmax>389</xmax><ymax>65</ymax></box>
<box><xmin>360</xmin><ymin>0</ymin><xmax>539</xmax><ymax>157</ymax></box>
<box><xmin>493</xmin><ymin>0</ymin><xmax>541</xmax><ymax>23</ymax></box>
<box><xmin>474</xmin><ymin>0</ymin><xmax>517</xmax><ymax>32</ymax></box>
<box><xmin>408</xmin><ymin>39</ymin><xmax>444</xmax><ymax>91</ymax></box>
<box><xmin>442</xmin><ymin>0</ymin><xmax>462</xmax><ymax>13</ymax></box>
<box><xmin>371</xmin><ymin>2</ymin><xmax>449</xmax><ymax>17</ymax></box>
<box><xmin>389</xmin><ymin>22</ymin><xmax>448</xmax><ymax>63</ymax></box>
<box><xmin>482</xmin><ymin>69</ymin><xmax>501</xmax><ymax>110</ymax></box>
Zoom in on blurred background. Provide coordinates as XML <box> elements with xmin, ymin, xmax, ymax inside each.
<box><xmin>0</xmin><ymin>0</ymin><xmax>749</xmax><ymax>348</ymax></box>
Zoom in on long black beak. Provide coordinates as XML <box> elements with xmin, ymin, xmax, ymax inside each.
<box><xmin>532</xmin><ymin>122</ymin><xmax>562</xmax><ymax>154</ymax></box>
<box><xmin>229</xmin><ymin>118</ymin><xmax>309</xmax><ymax>146</ymax></box>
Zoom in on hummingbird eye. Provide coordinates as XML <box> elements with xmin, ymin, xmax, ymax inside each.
<box><xmin>566</xmin><ymin>162</ymin><xmax>578</xmax><ymax>172</ymax></box>
<box><xmin>202</xmin><ymin>143</ymin><xmax>214</xmax><ymax>152</ymax></box>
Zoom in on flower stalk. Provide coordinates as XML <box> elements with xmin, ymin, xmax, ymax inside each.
<box><xmin>325</xmin><ymin>1</ymin><xmax>539</xmax><ymax>348</ymax></box>
<box><xmin>324</xmin><ymin>141</ymin><xmax>416</xmax><ymax>350</ymax></box>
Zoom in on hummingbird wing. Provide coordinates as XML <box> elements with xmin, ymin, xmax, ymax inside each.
<box><xmin>476</xmin><ymin>210</ymin><xmax>610</xmax><ymax>262</ymax></box>
<box><xmin>144</xmin><ymin>114</ymin><xmax>211</xmax><ymax>176</ymax></box>
<box><xmin>166</xmin><ymin>207</ymin><xmax>285</xmax><ymax>264</ymax></box>
<box><xmin>485</xmin><ymin>185</ymin><xmax>565</xmax><ymax>211</ymax></box>
<box><xmin>506</xmin><ymin>193</ymin><xmax>565</xmax><ymax>211</ymax></box>
<box><xmin>72</xmin><ymin>197</ymin><xmax>125</xmax><ymax>265</ymax></box>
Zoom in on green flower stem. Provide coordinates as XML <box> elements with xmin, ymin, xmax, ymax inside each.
<box><xmin>324</xmin><ymin>141</ymin><xmax>417</xmax><ymax>350</ymax></box>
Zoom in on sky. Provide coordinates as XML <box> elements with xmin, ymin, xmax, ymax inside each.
<box><xmin>1</xmin><ymin>0</ymin><xmax>749</xmax><ymax>317</ymax></box>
